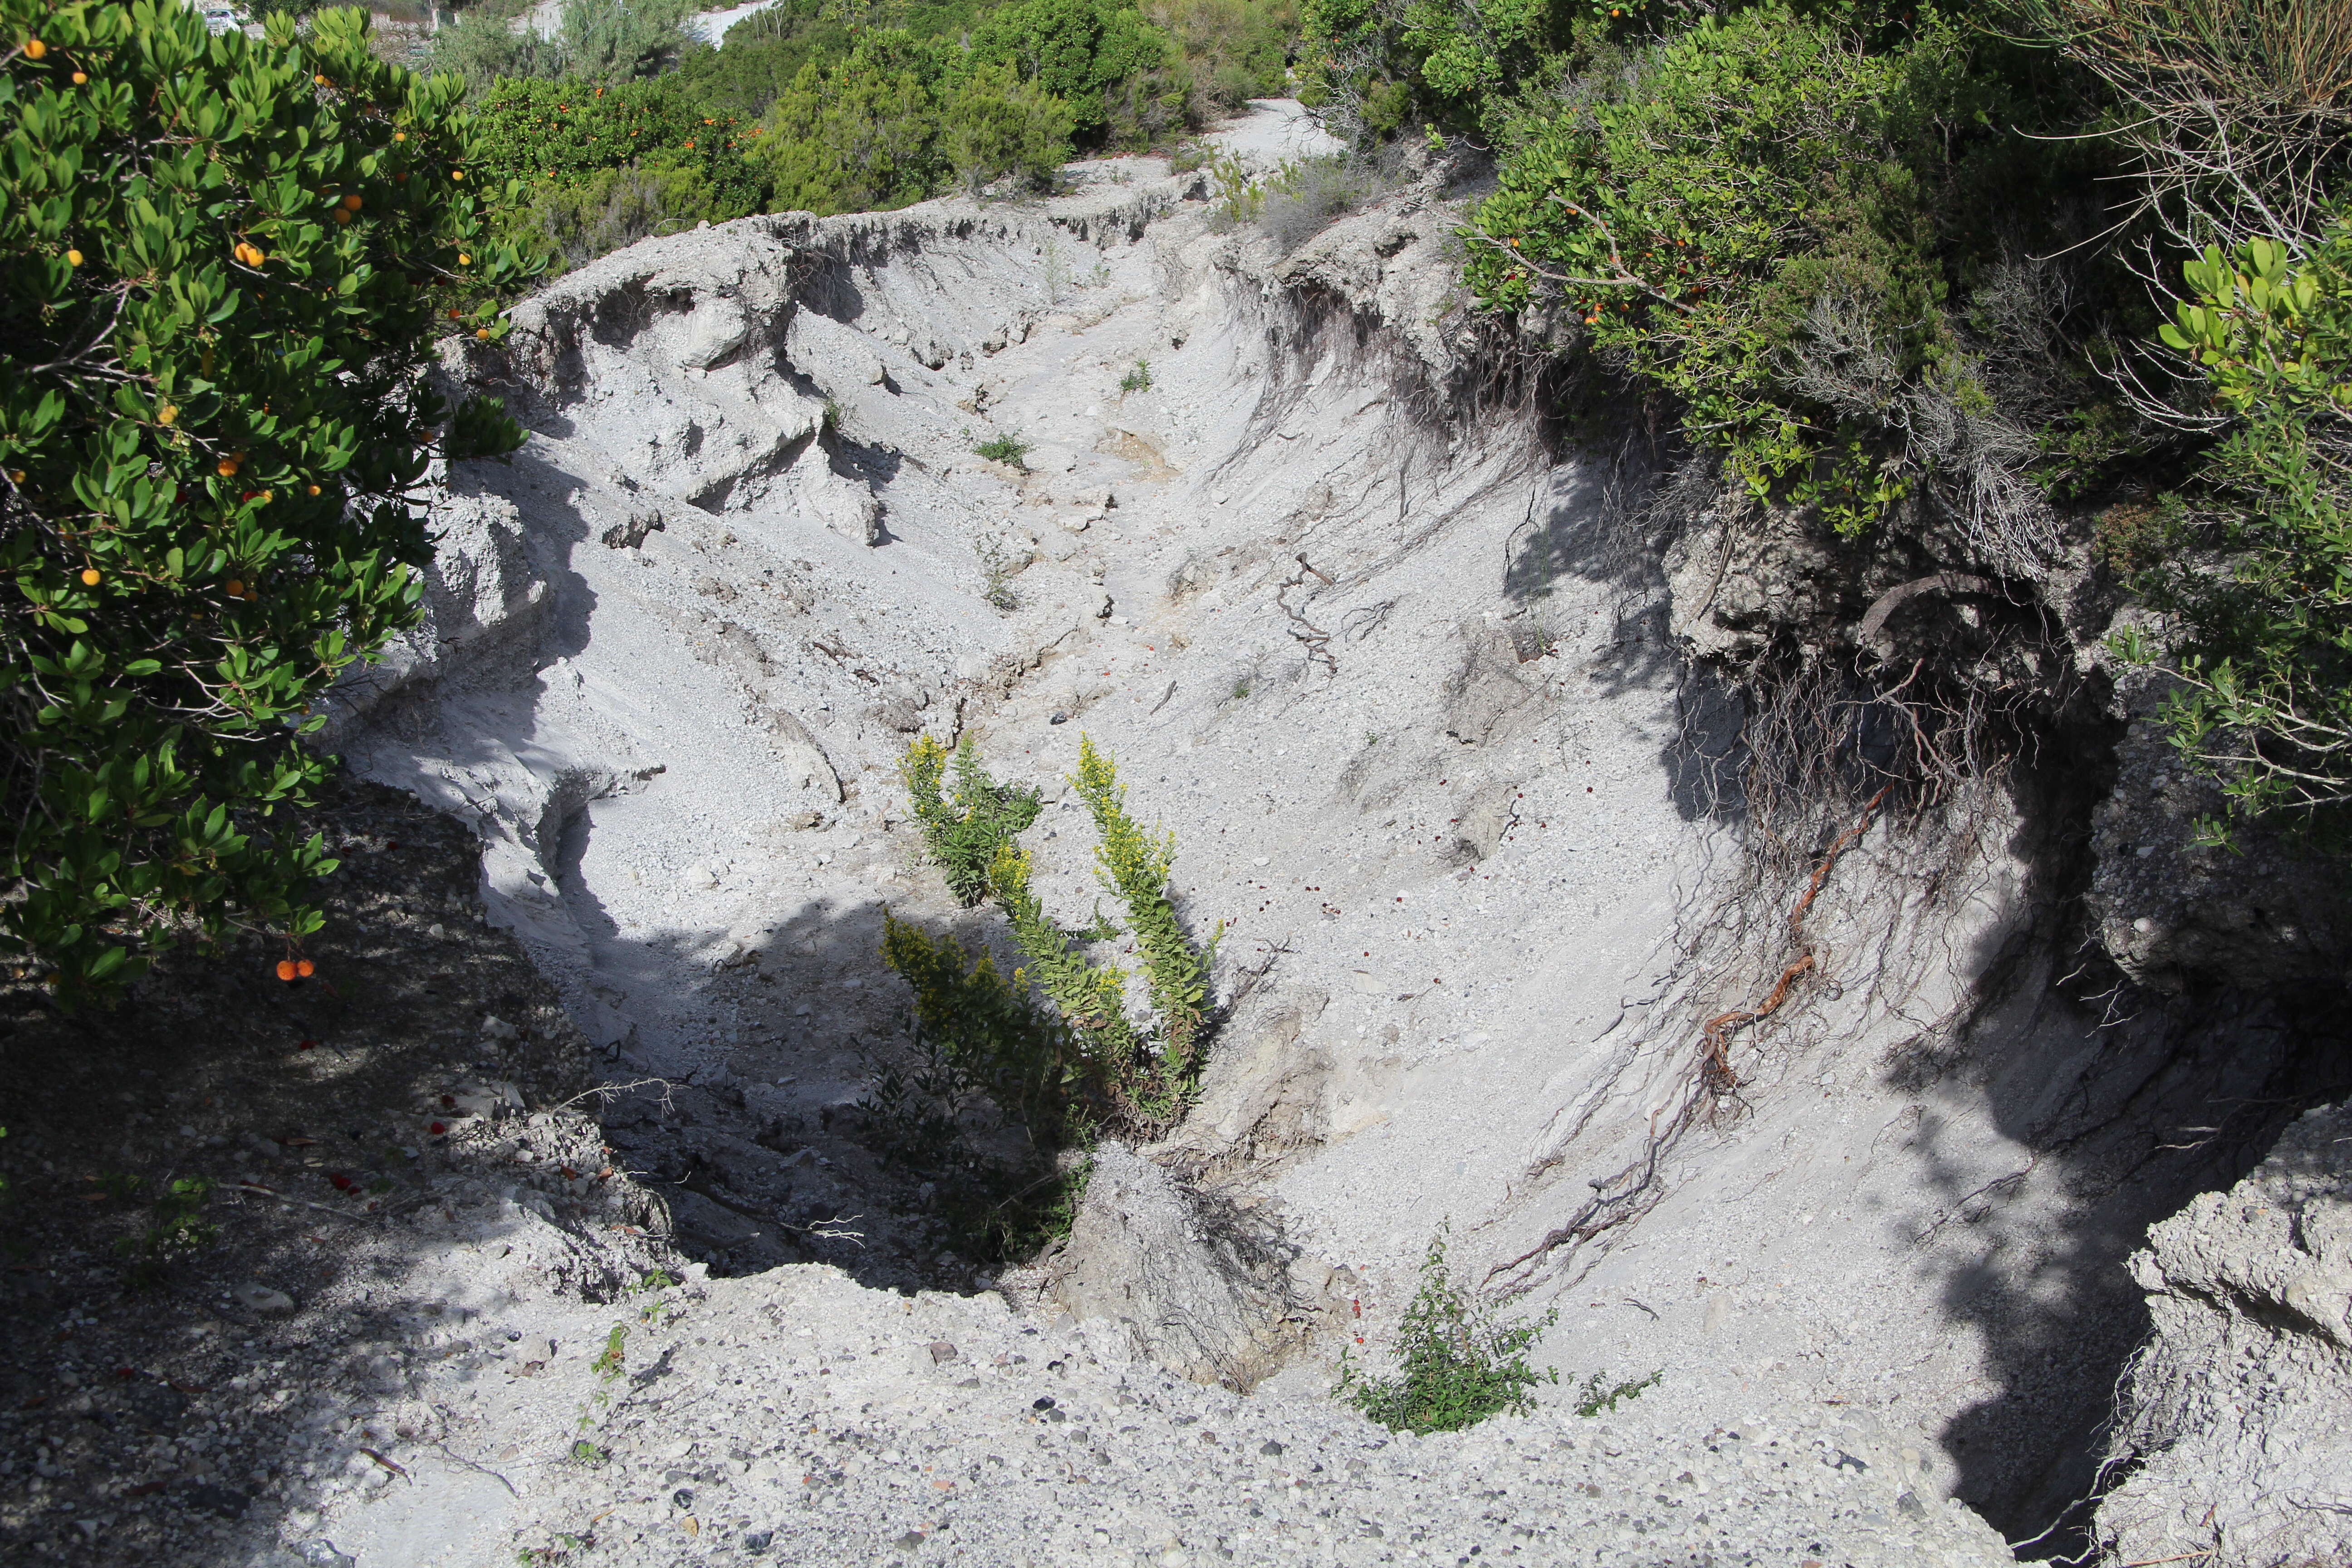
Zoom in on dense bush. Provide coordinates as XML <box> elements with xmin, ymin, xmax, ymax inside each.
<box><xmin>1457</xmin><ymin>7</ymin><xmax>2115</xmax><ymax>545</ymax></box>
<box><xmin>679</xmin><ymin>0</ymin><xmax>988</xmax><ymax>118</ymax></box>
<box><xmin>422</xmin><ymin>0</ymin><xmax>704</xmax><ymax>97</ymax></box>
<box><xmin>2114</xmin><ymin>228</ymin><xmax>2352</xmax><ymax>843</ymax></box>
<box><xmin>1143</xmin><ymin>0</ymin><xmax>1298</xmax><ymax>112</ymax></box>
<box><xmin>1301</xmin><ymin>0</ymin><xmax>2348</xmax><ymax>851</ymax></box>
<box><xmin>468</xmin><ymin>74</ymin><xmax>767</xmax><ymax>261</ymax></box>
<box><xmin>752</xmin><ymin>34</ymin><xmax>1073</xmax><ymax>214</ymax></box>
<box><xmin>971</xmin><ymin>0</ymin><xmax>1185</xmax><ymax>143</ymax></box>
<box><xmin>428</xmin><ymin>0</ymin><xmax>1299</xmax><ymax>265</ymax></box>
<box><xmin>0</xmin><ymin>2</ymin><xmax>534</xmax><ymax>997</ymax></box>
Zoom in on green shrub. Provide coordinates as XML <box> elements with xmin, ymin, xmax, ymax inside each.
<box><xmin>419</xmin><ymin>3</ymin><xmax>566</xmax><ymax>98</ymax></box>
<box><xmin>888</xmin><ymin>734</ymin><xmax>1216</xmax><ymax>1132</ymax></box>
<box><xmin>1144</xmin><ymin>0</ymin><xmax>1298</xmax><ymax>113</ymax></box>
<box><xmin>1300</xmin><ymin>0</ymin><xmax>1568</xmax><ymax>143</ymax></box>
<box><xmin>971</xmin><ymin>0</ymin><xmax>1183</xmax><ymax>147</ymax></box>
<box><xmin>0</xmin><ymin>1</ymin><xmax>535</xmax><ymax>999</ymax></box>
<box><xmin>2116</xmin><ymin>227</ymin><xmax>2352</xmax><ymax>846</ymax></box>
<box><xmin>878</xmin><ymin>735</ymin><xmax>1214</xmax><ymax>1257</ymax></box>
<box><xmin>1074</xmin><ymin>735</ymin><xmax>1211</xmax><ymax>1080</ymax></box>
<box><xmin>676</xmin><ymin>0</ymin><xmax>862</xmax><ymax>118</ymax></box>
<box><xmin>470</xmin><ymin>74</ymin><xmax>768</xmax><ymax>247</ymax></box>
<box><xmin>681</xmin><ymin>0</ymin><xmax>993</xmax><ymax>117</ymax></box>
<box><xmin>753</xmin><ymin>34</ymin><xmax>962</xmax><ymax>214</ymax></box>
<box><xmin>942</xmin><ymin>60</ymin><xmax>1077</xmax><ymax>195</ymax></box>
<box><xmin>423</xmin><ymin>0</ymin><xmax>703</xmax><ymax>95</ymax></box>
<box><xmin>554</xmin><ymin>0</ymin><xmax>705</xmax><ymax>84</ymax></box>
<box><xmin>1120</xmin><ymin>359</ymin><xmax>1153</xmax><ymax>392</ymax></box>
<box><xmin>514</xmin><ymin>154</ymin><xmax>738</xmax><ymax>270</ymax></box>
<box><xmin>902</xmin><ymin>733</ymin><xmax>1044</xmax><ymax>904</ymax></box>
<box><xmin>1462</xmin><ymin>8</ymin><xmax>2011</xmax><ymax>534</ymax></box>
<box><xmin>975</xmin><ymin>432</ymin><xmax>1034</xmax><ymax>466</ymax></box>
<box><xmin>1338</xmin><ymin>1225</ymin><xmax>1558</xmax><ymax>1434</ymax></box>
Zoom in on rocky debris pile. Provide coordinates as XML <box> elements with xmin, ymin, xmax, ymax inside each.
<box><xmin>2093</xmin><ymin>1101</ymin><xmax>2352</xmax><ymax>1567</ymax></box>
<box><xmin>301</xmin><ymin>1262</ymin><xmax>2014</xmax><ymax>1568</ymax></box>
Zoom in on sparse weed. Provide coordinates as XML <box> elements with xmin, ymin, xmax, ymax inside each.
<box><xmin>1231</xmin><ymin>678</ymin><xmax>1252</xmax><ymax>701</ymax></box>
<box><xmin>1573</xmin><ymin>1368</ymin><xmax>1662</xmax><ymax>1417</ymax></box>
<box><xmin>1206</xmin><ymin>152</ymin><xmax>1263</xmax><ymax>228</ymax></box>
<box><xmin>570</xmin><ymin>1321</ymin><xmax>630</xmax><ymax>1460</ymax></box>
<box><xmin>1120</xmin><ymin>359</ymin><xmax>1153</xmax><ymax>394</ymax></box>
<box><xmin>1338</xmin><ymin>1225</ymin><xmax>1558</xmax><ymax>1435</ymax></box>
<box><xmin>821</xmin><ymin>397</ymin><xmax>845</xmax><ymax>435</ymax></box>
<box><xmin>117</xmin><ymin>1175</ymin><xmax>216</xmax><ymax>1284</ymax></box>
<box><xmin>979</xmin><ymin>537</ymin><xmax>1024</xmax><ymax>612</ymax></box>
<box><xmin>631</xmin><ymin>1270</ymin><xmax>677</xmax><ymax>1326</ymax></box>
<box><xmin>975</xmin><ymin>433</ymin><xmax>1033</xmax><ymax>469</ymax></box>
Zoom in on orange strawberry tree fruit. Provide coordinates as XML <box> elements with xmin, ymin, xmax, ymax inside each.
<box><xmin>1</xmin><ymin>2</ymin><xmax>541</xmax><ymax>998</ymax></box>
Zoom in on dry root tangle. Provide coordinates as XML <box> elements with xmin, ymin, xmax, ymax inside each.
<box><xmin>1490</xmin><ymin>637</ymin><xmax>2032</xmax><ymax>1298</ymax></box>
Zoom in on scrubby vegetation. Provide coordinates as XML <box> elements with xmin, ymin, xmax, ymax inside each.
<box><xmin>874</xmin><ymin>734</ymin><xmax>1218</xmax><ymax>1256</ymax></box>
<box><xmin>413</xmin><ymin>0</ymin><xmax>1303</xmax><ymax>269</ymax></box>
<box><xmin>0</xmin><ymin>0</ymin><xmax>534</xmax><ymax>998</ymax></box>
<box><xmin>1300</xmin><ymin>0</ymin><xmax>2352</xmax><ymax>850</ymax></box>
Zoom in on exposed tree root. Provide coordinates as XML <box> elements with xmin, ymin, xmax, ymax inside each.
<box><xmin>1489</xmin><ymin>783</ymin><xmax>1893</xmax><ymax>1293</ymax></box>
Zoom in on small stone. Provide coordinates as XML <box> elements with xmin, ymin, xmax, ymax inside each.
<box><xmin>745</xmin><ymin>1531</ymin><xmax>774</xmax><ymax>1554</ymax></box>
<box><xmin>928</xmin><ymin>1341</ymin><xmax>959</xmax><ymax>1364</ymax></box>
<box><xmin>1259</xmin><ymin>1440</ymin><xmax>1284</xmax><ymax>1457</ymax></box>
<box><xmin>672</xmin><ymin>1487</ymin><xmax>695</xmax><ymax>1510</ymax></box>
<box><xmin>232</xmin><ymin>1283</ymin><xmax>295</xmax><ymax>1315</ymax></box>
<box><xmin>1049</xmin><ymin>711</ymin><xmax>1069</xmax><ymax>725</ymax></box>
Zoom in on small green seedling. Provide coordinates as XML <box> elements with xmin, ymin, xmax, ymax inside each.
<box><xmin>1120</xmin><ymin>360</ymin><xmax>1152</xmax><ymax>393</ymax></box>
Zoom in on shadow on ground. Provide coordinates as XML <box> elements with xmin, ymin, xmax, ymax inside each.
<box><xmin>0</xmin><ymin>771</ymin><xmax>946</xmax><ymax>1568</ymax></box>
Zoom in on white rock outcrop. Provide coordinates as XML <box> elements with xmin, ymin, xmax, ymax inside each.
<box><xmin>2094</xmin><ymin>1102</ymin><xmax>2352</xmax><ymax>1567</ymax></box>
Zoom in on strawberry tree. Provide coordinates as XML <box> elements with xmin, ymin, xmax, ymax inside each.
<box><xmin>1</xmin><ymin>1</ymin><xmax>539</xmax><ymax>998</ymax></box>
